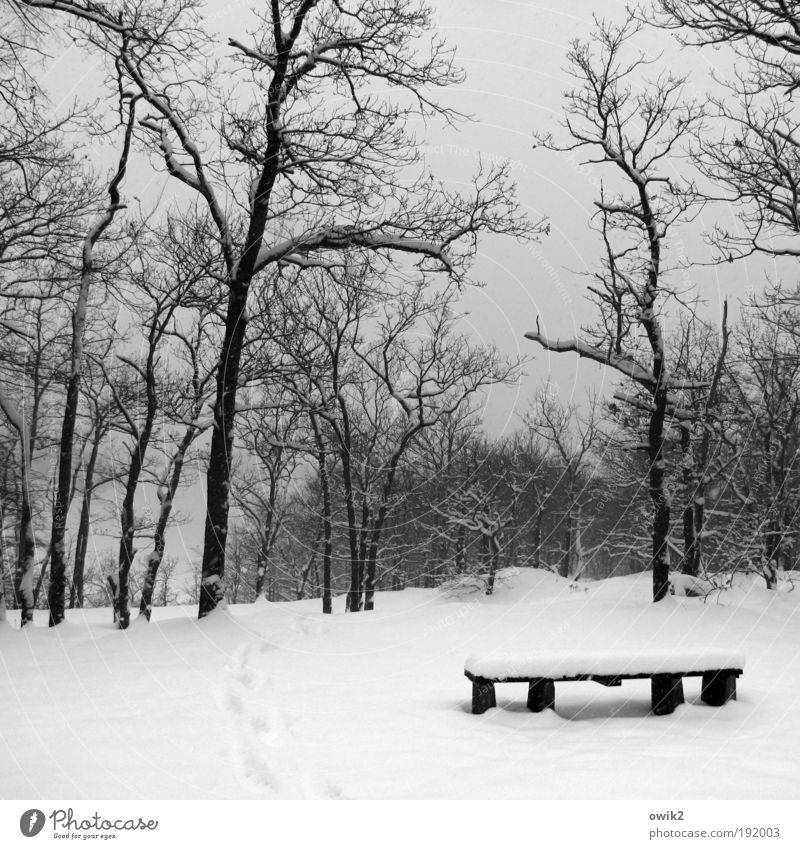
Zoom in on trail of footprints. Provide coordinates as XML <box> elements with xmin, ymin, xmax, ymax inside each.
<box><xmin>220</xmin><ymin>617</ymin><xmax>344</xmax><ymax>798</ymax></box>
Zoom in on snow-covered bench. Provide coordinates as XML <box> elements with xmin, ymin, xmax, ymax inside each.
<box><xmin>464</xmin><ymin>649</ymin><xmax>745</xmax><ymax>716</ymax></box>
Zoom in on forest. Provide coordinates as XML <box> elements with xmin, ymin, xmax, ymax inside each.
<box><xmin>1</xmin><ymin>0</ymin><xmax>799</xmax><ymax>630</ymax></box>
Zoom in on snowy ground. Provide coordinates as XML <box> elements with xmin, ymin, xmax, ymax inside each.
<box><xmin>1</xmin><ymin>569</ymin><xmax>799</xmax><ymax>800</ymax></box>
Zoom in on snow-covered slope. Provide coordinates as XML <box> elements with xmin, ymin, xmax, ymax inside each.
<box><xmin>1</xmin><ymin>570</ymin><xmax>798</xmax><ymax>799</ymax></box>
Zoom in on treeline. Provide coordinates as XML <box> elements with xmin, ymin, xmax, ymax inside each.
<box><xmin>220</xmin><ymin>281</ymin><xmax>800</xmax><ymax>604</ymax></box>
<box><xmin>1</xmin><ymin>0</ymin><xmax>799</xmax><ymax>626</ymax></box>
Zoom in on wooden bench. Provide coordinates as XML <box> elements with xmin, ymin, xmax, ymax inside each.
<box><xmin>464</xmin><ymin>649</ymin><xmax>744</xmax><ymax>716</ymax></box>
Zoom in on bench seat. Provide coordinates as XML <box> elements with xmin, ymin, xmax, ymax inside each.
<box><xmin>464</xmin><ymin>649</ymin><xmax>744</xmax><ymax>716</ymax></box>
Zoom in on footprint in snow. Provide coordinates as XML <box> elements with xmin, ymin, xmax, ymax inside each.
<box><xmin>220</xmin><ymin>640</ymin><xmax>344</xmax><ymax>798</ymax></box>
<box><xmin>219</xmin><ymin>642</ymin><xmax>287</xmax><ymax>794</ymax></box>
<box><xmin>290</xmin><ymin>615</ymin><xmax>328</xmax><ymax>637</ymax></box>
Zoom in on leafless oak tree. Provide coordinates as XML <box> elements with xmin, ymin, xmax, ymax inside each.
<box><xmin>526</xmin><ymin>16</ymin><xmax>705</xmax><ymax>601</ymax></box>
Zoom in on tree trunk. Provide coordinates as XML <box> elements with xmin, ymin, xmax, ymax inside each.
<box><xmin>32</xmin><ymin>548</ymin><xmax>50</xmax><ymax>607</ymax></box>
<box><xmin>197</xmin><ymin>91</ymin><xmax>288</xmax><ymax>617</ymax></box>
<box><xmin>254</xmin><ymin>474</ymin><xmax>278</xmax><ymax>599</ymax></box>
<box><xmin>48</xmin><ymin>369</ymin><xmax>82</xmax><ymax>625</ymax></box>
<box><xmin>455</xmin><ymin>524</ymin><xmax>466</xmax><ymax>574</ymax></box>
<box><xmin>296</xmin><ymin>523</ymin><xmax>321</xmax><ymax>600</ymax></box>
<box><xmin>355</xmin><ymin>499</ymin><xmax>370</xmax><ymax>609</ymax></box>
<box><xmin>14</xmin><ymin>453</ymin><xmax>36</xmax><ymax>626</ymax></box>
<box><xmin>0</xmin><ymin>504</ymin><xmax>7</xmax><ymax>621</ymax></box>
<box><xmin>139</xmin><ymin>545</ymin><xmax>165</xmax><ymax>619</ymax></box>
<box><xmin>363</xmin><ymin>446</ymin><xmax>409</xmax><ymax>611</ymax></box>
<box><xmin>70</xmin><ymin>432</ymin><xmax>101</xmax><ymax>609</ymax></box>
<box><xmin>116</xmin><ymin>491</ymin><xmax>137</xmax><ymax>629</ymax></box>
<box><xmin>485</xmin><ymin>535</ymin><xmax>500</xmax><ymax>595</ymax></box>
<box><xmin>561</xmin><ymin>492</ymin><xmax>574</xmax><ymax>579</ymax></box>
<box><xmin>254</xmin><ymin>537</ymin><xmax>270</xmax><ymax>599</ymax></box>
<box><xmin>139</xmin><ymin>431</ymin><xmax>194</xmax><ymax>620</ymax></box>
<box><xmin>199</xmin><ymin>285</ymin><xmax>249</xmax><ymax>617</ymax></box>
<box><xmin>686</xmin><ymin>300</ymin><xmax>728</xmax><ymax>579</ymax></box>
<box><xmin>572</xmin><ymin>502</ymin><xmax>584</xmax><ymax>581</ymax></box>
<box><xmin>680</xmin><ymin>424</ymin><xmax>699</xmax><ymax>577</ymax></box>
<box><xmin>763</xmin><ymin>513</ymin><xmax>782</xmax><ymax>590</ymax></box>
<box><xmin>533</xmin><ymin>503</ymin><xmax>542</xmax><ymax>569</ymax></box>
<box><xmin>690</xmin><ymin>494</ymin><xmax>705</xmax><ymax>577</ymax></box>
<box><xmin>0</xmin><ymin>548</ymin><xmax>7</xmax><ymax>623</ymax></box>
<box><xmin>341</xmin><ymin>453</ymin><xmax>362</xmax><ymax>613</ymax></box>
<box><xmin>313</xmin><ymin>416</ymin><xmax>333</xmax><ymax>615</ymax></box>
<box><xmin>650</xmin><ymin>384</ymin><xmax>671</xmax><ymax>601</ymax></box>
<box><xmin>116</xmin><ymin>378</ymin><xmax>158</xmax><ymax>628</ymax></box>
<box><xmin>107</xmin><ymin>572</ymin><xmax>119</xmax><ymax>622</ymax></box>
<box><xmin>364</xmin><ymin>550</ymin><xmax>377</xmax><ymax>611</ymax></box>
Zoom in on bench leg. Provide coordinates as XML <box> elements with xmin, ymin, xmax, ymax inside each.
<box><xmin>472</xmin><ymin>679</ymin><xmax>497</xmax><ymax>714</ymax></box>
<box><xmin>527</xmin><ymin>678</ymin><xmax>555</xmax><ymax>712</ymax></box>
<box><xmin>701</xmin><ymin>671</ymin><xmax>737</xmax><ymax>706</ymax></box>
<box><xmin>651</xmin><ymin>674</ymin><xmax>684</xmax><ymax>716</ymax></box>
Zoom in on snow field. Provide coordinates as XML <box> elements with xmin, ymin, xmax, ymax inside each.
<box><xmin>1</xmin><ymin>569</ymin><xmax>798</xmax><ymax>799</ymax></box>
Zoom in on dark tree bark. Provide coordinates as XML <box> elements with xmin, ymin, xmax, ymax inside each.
<box><xmin>341</xmin><ymin>412</ymin><xmax>362</xmax><ymax>613</ymax></box>
<box><xmin>32</xmin><ymin>548</ymin><xmax>51</xmax><ymax>608</ymax></box>
<box><xmin>486</xmin><ymin>535</ymin><xmax>500</xmax><ymax>596</ymax></box>
<box><xmin>455</xmin><ymin>524</ymin><xmax>467</xmax><ymax>574</ymax></box>
<box><xmin>649</xmin><ymin>384</ymin><xmax>671</xmax><ymax>601</ymax></box>
<box><xmin>14</xmin><ymin>478</ymin><xmax>36</xmax><ymax>624</ymax></box>
<box><xmin>680</xmin><ymin>423</ymin><xmax>698</xmax><ymax>577</ymax></box>
<box><xmin>311</xmin><ymin>414</ymin><xmax>334</xmax><ymax>615</ymax></box>
<box><xmin>116</xmin><ymin>424</ymin><xmax>153</xmax><ymax>629</ymax></box>
<box><xmin>532</xmin><ymin>497</ymin><xmax>543</xmax><ymax>570</ymax></box>
<box><xmin>70</xmin><ymin>433</ymin><xmax>101</xmax><ymax>609</ymax></box>
<box><xmin>200</xmin><ymin>286</ymin><xmax>248</xmax><ymax>616</ymax></box>
<box><xmin>561</xmin><ymin>495</ymin><xmax>574</xmax><ymax>580</ymax></box>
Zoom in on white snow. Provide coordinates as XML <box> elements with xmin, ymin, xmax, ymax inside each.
<box><xmin>1</xmin><ymin>568</ymin><xmax>798</xmax><ymax>799</ymax></box>
<box><xmin>465</xmin><ymin>648</ymin><xmax>745</xmax><ymax>680</ymax></box>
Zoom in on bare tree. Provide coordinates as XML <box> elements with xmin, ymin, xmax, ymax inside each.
<box><xmin>525</xmin><ymin>385</ymin><xmax>601</xmax><ymax>581</ymax></box>
<box><xmin>101</xmin><ymin>230</ymin><xmax>198</xmax><ymax>628</ymax></box>
<box><xmin>526</xmin><ymin>16</ymin><xmax>705</xmax><ymax>601</ymax></box>
<box><xmin>0</xmin><ymin>1</ymin><xmax>97</xmax><ymax>287</ymax></box>
<box><xmin>152</xmin><ymin>554</ymin><xmax>180</xmax><ymax>608</ymax></box>
<box><xmin>504</xmin><ymin>426</ymin><xmax>552</xmax><ymax>571</ymax></box>
<box><xmin>269</xmin><ymin>260</ymin><xmax>520</xmax><ymax>610</ymax></box>
<box><xmin>70</xmin><ymin>358</ymin><xmax>115</xmax><ymax>609</ymax></box>
<box><xmin>354</xmin><ymin>290</ymin><xmax>521</xmax><ymax>609</ymax></box>
<box><xmin>726</xmin><ymin>290</ymin><xmax>800</xmax><ymax>587</ymax></box>
<box><xmin>653</xmin><ymin>1</ymin><xmax>800</xmax><ymax>265</ymax></box>
<box><xmin>230</xmin><ymin>402</ymin><xmax>301</xmax><ymax>602</ymax></box>
<box><xmin>435</xmin><ymin>480</ymin><xmax>515</xmax><ymax>596</ymax></box>
<box><xmin>0</xmin><ymin>290</ymin><xmax>69</xmax><ymax>623</ymax></box>
<box><xmin>138</xmin><ymin>301</ymin><xmax>216</xmax><ymax>621</ymax></box>
<box><xmin>408</xmin><ymin>403</ymin><xmax>483</xmax><ymax>580</ymax></box>
<box><xmin>669</xmin><ymin>306</ymin><xmax>735</xmax><ymax>577</ymax></box>
<box><xmin>47</xmin><ymin>97</ymin><xmax>138</xmax><ymax>626</ymax></box>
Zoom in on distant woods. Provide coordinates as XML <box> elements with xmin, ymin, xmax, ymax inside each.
<box><xmin>0</xmin><ymin>1</ymin><xmax>798</xmax><ymax>626</ymax></box>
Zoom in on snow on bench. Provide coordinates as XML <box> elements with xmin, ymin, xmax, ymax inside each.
<box><xmin>464</xmin><ymin>648</ymin><xmax>745</xmax><ymax>716</ymax></box>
